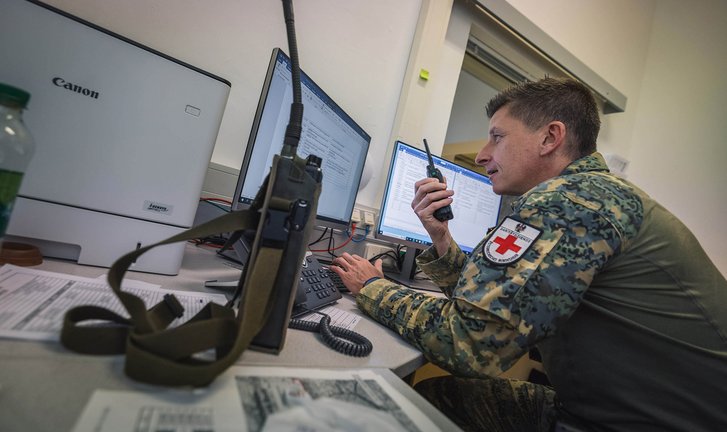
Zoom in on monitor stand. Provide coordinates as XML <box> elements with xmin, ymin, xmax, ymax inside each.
<box><xmin>384</xmin><ymin>247</ymin><xmax>439</xmax><ymax>292</ymax></box>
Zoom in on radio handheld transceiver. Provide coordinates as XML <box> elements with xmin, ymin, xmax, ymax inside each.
<box><xmin>423</xmin><ymin>138</ymin><xmax>454</xmax><ymax>222</ymax></box>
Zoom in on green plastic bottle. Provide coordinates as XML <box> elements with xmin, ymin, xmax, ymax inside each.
<box><xmin>0</xmin><ymin>83</ymin><xmax>35</xmax><ymax>243</ymax></box>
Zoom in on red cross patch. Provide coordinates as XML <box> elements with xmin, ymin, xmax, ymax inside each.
<box><xmin>482</xmin><ymin>217</ymin><xmax>542</xmax><ymax>265</ymax></box>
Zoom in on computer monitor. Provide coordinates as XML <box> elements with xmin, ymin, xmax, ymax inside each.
<box><xmin>376</xmin><ymin>140</ymin><xmax>502</xmax><ymax>290</ymax></box>
<box><xmin>225</xmin><ymin>48</ymin><xmax>370</xmax><ymax>265</ymax></box>
<box><xmin>231</xmin><ymin>48</ymin><xmax>370</xmax><ymax>228</ymax></box>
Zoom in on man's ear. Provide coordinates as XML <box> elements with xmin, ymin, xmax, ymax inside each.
<box><xmin>540</xmin><ymin>121</ymin><xmax>566</xmax><ymax>156</ymax></box>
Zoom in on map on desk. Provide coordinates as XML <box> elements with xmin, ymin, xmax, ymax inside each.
<box><xmin>0</xmin><ymin>264</ymin><xmax>228</xmax><ymax>341</ymax></box>
<box><xmin>71</xmin><ymin>366</ymin><xmax>441</xmax><ymax>432</ymax></box>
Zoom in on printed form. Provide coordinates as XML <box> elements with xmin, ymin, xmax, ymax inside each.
<box><xmin>0</xmin><ymin>264</ymin><xmax>228</xmax><ymax>341</ymax></box>
<box><xmin>0</xmin><ymin>264</ymin><xmax>361</xmax><ymax>342</ymax></box>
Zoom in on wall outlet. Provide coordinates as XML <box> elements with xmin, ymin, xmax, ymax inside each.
<box><xmin>363</xmin><ymin>210</ymin><xmax>376</xmax><ymax>226</ymax></box>
<box><xmin>350</xmin><ymin>208</ymin><xmax>362</xmax><ymax>224</ymax></box>
<box><xmin>364</xmin><ymin>244</ymin><xmax>391</xmax><ymax>260</ymax></box>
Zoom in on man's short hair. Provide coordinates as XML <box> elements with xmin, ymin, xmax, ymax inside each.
<box><xmin>485</xmin><ymin>77</ymin><xmax>601</xmax><ymax>158</ymax></box>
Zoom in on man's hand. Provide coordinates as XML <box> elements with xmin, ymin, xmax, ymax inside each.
<box><xmin>412</xmin><ymin>177</ymin><xmax>453</xmax><ymax>256</ymax></box>
<box><xmin>330</xmin><ymin>252</ymin><xmax>384</xmax><ymax>295</ymax></box>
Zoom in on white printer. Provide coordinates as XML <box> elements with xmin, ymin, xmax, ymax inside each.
<box><xmin>0</xmin><ymin>0</ymin><xmax>231</xmax><ymax>274</ymax></box>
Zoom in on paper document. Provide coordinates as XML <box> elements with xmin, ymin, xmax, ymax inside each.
<box><xmin>0</xmin><ymin>264</ymin><xmax>228</xmax><ymax>341</ymax></box>
<box><xmin>71</xmin><ymin>373</ymin><xmax>244</xmax><ymax>432</ymax></box>
<box><xmin>72</xmin><ymin>366</ymin><xmax>441</xmax><ymax>432</ymax></box>
<box><xmin>298</xmin><ymin>304</ymin><xmax>362</xmax><ymax>330</ymax></box>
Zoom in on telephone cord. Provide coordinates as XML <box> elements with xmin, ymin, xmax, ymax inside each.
<box><xmin>289</xmin><ymin>313</ymin><xmax>373</xmax><ymax>357</ymax></box>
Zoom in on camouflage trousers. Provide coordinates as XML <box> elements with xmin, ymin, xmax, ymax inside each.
<box><xmin>414</xmin><ymin>375</ymin><xmax>557</xmax><ymax>432</ymax></box>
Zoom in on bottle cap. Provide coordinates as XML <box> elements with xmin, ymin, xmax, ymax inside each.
<box><xmin>0</xmin><ymin>83</ymin><xmax>31</xmax><ymax>109</ymax></box>
<box><xmin>0</xmin><ymin>242</ymin><xmax>43</xmax><ymax>266</ymax></box>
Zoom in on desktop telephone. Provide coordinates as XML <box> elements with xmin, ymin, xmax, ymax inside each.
<box><xmin>214</xmin><ymin>247</ymin><xmax>370</xmax><ymax>356</ymax></box>
<box><xmin>289</xmin><ymin>253</ymin><xmax>371</xmax><ymax>356</ymax></box>
<box><xmin>292</xmin><ymin>253</ymin><xmax>344</xmax><ymax>316</ymax></box>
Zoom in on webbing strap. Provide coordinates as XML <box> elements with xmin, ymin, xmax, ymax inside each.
<box><xmin>61</xmin><ymin>151</ymin><xmax>320</xmax><ymax>387</ymax></box>
<box><xmin>123</xmin><ymin>246</ymin><xmax>285</xmax><ymax>386</ymax></box>
<box><xmin>60</xmin><ymin>208</ymin><xmax>286</xmax><ymax>386</ymax></box>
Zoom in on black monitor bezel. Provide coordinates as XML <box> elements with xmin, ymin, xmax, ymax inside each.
<box><xmin>231</xmin><ymin>47</ymin><xmax>371</xmax><ymax>231</ymax></box>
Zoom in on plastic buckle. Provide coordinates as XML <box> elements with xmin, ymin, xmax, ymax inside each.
<box><xmin>261</xmin><ymin>209</ymin><xmax>290</xmax><ymax>248</ymax></box>
<box><xmin>163</xmin><ymin>294</ymin><xmax>185</xmax><ymax>318</ymax></box>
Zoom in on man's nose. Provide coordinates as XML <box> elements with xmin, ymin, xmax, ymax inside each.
<box><xmin>475</xmin><ymin>142</ymin><xmax>491</xmax><ymax>166</ymax></box>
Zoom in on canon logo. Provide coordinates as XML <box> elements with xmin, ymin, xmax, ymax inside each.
<box><xmin>52</xmin><ymin>77</ymin><xmax>100</xmax><ymax>99</ymax></box>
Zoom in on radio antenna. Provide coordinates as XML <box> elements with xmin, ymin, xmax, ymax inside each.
<box><xmin>281</xmin><ymin>0</ymin><xmax>303</xmax><ymax>158</ymax></box>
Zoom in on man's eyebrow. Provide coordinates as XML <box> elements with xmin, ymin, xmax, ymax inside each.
<box><xmin>489</xmin><ymin>126</ymin><xmax>503</xmax><ymax>135</ymax></box>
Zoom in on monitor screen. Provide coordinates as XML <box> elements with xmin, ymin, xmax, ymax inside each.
<box><xmin>376</xmin><ymin>140</ymin><xmax>502</xmax><ymax>289</ymax></box>
<box><xmin>231</xmin><ymin>48</ymin><xmax>370</xmax><ymax>230</ymax></box>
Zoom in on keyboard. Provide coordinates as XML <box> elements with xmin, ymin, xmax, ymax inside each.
<box><xmin>324</xmin><ymin>266</ymin><xmax>348</xmax><ymax>293</ymax></box>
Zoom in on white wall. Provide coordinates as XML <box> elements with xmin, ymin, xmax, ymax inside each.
<box><xmin>393</xmin><ymin>0</ymin><xmax>657</xmax><ymax>159</ymax></box>
<box><xmin>506</xmin><ymin>0</ymin><xmax>657</xmax><ymax>159</ymax></box>
<box><xmin>43</xmin><ymin>0</ymin><xmax>421</xmax><ymax>206</ymax></box>
<box><xmin>505</xmin><ymin>0</ymin><xmax>727</xmax><ymax>275</ymax></box>
<box><xmin>397</xmin><ymin>0</ymin><xmax>727</xmax><ymax>275</ymax></box>
<box><xmin>627</xmin><ymin>0</ymin><xmax>727</xmax><ymax>276</ymax></box>
<box><xmin>37</xmin><ymin>0</ymin><xmax>727</xmax><ymax>275</ymax></box>
<box><xmin>444</xmin><ymin>69</ymin><xmax>498</xmax><ymax>145</ymax></box>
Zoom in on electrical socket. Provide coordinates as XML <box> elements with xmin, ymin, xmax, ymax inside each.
<box><xmin>364</xmin><ymin>244</ymin><xmax>391</xmax><ymax>260</ymax></box>
<box><xmin>350</xmin><ymin>208</ymin><xmax>362</xmax><ymax>224</ymax></box>
<box><xmin>363</xmin><ymin>210</ymin><xmax>375</xmax><ymax>226</ymax></box>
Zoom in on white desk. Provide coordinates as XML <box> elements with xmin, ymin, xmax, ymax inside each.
<box><xmin>0</xmin><ymin>243</ymin><xmax>459</xmax><ymax>431</ymax></box>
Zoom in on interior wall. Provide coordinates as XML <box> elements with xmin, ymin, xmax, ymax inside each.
<box><xmin>386</xmin><ymin>0</ymin><xmax>456</xmax><ymax>200</ymax></box>
<box><xmin>443</xmin><ymin>69</ymin><xmax>497</xmax><ymax>146</ymax></box>
<box><xmin>390</xmin><ymin>0</ymin><xmax>470</xmax><ymax>165</ymax></box>
<box><xmin>506</xmin><ymin>0</ymin><xmax>727</xmax><ymax>276</ymax></box>
<box><xmin>42</xmin><ymin>0</ymin><xmax>422</xmax><ymax>206</ymax></box>
<box><xmin>34</xmin><ymin>0</ymin><xmax>727</xmax><ymax>275</ymax></box>
<box><xmin>627</xmin><ymin>0</ymin><xmax>727</xmax><ymax>275</ymax></box>
<box><xmin>393</xmin><ymin>0</ymin><xmax>657</xmax><ymax>174</ymax></box>
<box><xmin>404</xmin><ymin>0</ymin><xmax>727</xmax><ymax>276</ymax></box>
<box><xmin>416</xmin><ymin>0</ymin><xmax>657</xmax><ymax>155</ymax></box>
<box><xmin>505</xmin><ymin>0</ymin><xmax>657</xmax><ymax>159</ymax></box>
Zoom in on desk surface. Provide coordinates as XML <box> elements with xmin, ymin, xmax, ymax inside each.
<box><xmin>0</xmin><ymin>243</ymin><xmax>459</xmax><ymax>431</ymax></box>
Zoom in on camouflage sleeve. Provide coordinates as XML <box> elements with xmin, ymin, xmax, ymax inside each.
<box><xmin>357</xmin><ymin>186</ymin><xmax>630</xmax><ymax>378</ymax></box>
<box><xmin>415</xmin><ymin>238</ymin><xmax>468</xmax><ymax>295</ymax></box>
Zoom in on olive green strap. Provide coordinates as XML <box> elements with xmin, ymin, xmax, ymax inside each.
<box><xmin>60</xmin><ymin>208</ymin><xmax>285</xmax><ymax>386</ymax></box>
<box><xmin>125</xmin><ymin>246</ymin><xmax>283</xmax><ymax>386</ymax></box>
<box><xmin>61</xmin><ymin>152</ymin><xmax>320</xmax><ymax>387</ymax></box>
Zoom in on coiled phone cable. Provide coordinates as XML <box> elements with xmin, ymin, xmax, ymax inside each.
<box><xmin>289</xmin><ymin>309</ymin><xmax>373</xmax><ymax>357</ymax></box>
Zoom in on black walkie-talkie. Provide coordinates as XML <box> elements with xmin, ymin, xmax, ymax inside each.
<box><xmin>423</xmin><ymin>138</ymin><xmax>454</xmax><ymax>222</ymax></box>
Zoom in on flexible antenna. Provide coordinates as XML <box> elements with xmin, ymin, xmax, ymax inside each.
<box><xmin>281</xmin><ymin>0</ymin><xmax>303</xmax><ymax>158</ymax></box>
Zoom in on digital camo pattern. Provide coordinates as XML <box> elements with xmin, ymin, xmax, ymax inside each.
<box><xmin>356</xmin><ymin>152</ymin><xmax>643</xmax><ymax>377</ymax></box>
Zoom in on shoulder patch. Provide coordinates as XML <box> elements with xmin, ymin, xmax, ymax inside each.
<box><xmin>482</xmin><ymin>217</ymin><xmax>542</xmax><ymax>265</ymax></box>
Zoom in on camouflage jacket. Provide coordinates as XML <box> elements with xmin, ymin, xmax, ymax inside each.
<box><xmin>358</xmin><ymin>152</ymin><xmax>727</xmax><ymax>429</ymax></box>
<box><xmin>357</xmin><ymin>152</ymin><xmax>629</xmax><ymax>376</ymax></box>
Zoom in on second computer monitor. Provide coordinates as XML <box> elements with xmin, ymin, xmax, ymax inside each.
<box><xmin>224</xmin><ymin>48</ymin><xmax>370</xmax><ymax>265</ymax></box>
<box><xmin>376</xmin><ymin>140</ymin><xmax>502</xmax><ymax>289</ymax></box>
<box><xmin>232</xmin><ymin>48</ymin><xmax>371</xmax><ymax>228</ymax></box>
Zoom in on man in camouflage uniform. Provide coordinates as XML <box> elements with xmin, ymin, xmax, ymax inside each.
<box><xmin>331</xmin><ymin>77</ymin><xmax>727</xmax><ymax>431</ymax></box>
